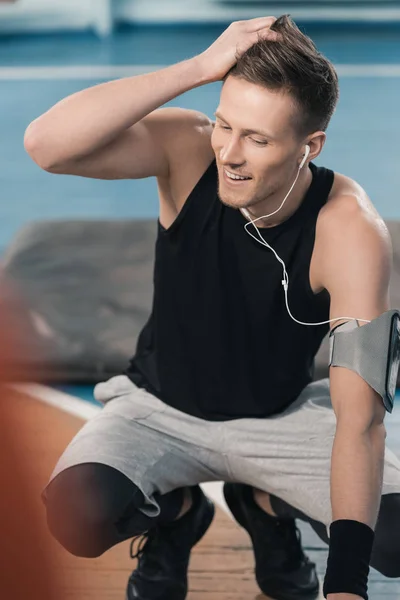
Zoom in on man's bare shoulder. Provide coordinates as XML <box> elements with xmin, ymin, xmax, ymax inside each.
<box><xmin>155</xmin><ymin>106</ymin><xmax>214</xmax><ymax>138</ymax></box>
<box><xmin>314</xmin><ymin>170</ymin><xmax>392</xmax><ymax>291</ymax></box>
<box><xmin>321</xmin><ymin>170</ymin><xmax>386</xmax><ymax>229</ymax></box>
<box><xmin>157</xmin><ymin>107</ymin><xmax>216</xmax><ymax>217</ymax></box>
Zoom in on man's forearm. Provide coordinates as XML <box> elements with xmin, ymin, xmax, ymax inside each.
<box><xmin>330</xmin><ymin>422</ymin><xmax>386</xmax><ymax>527</ymax></box>
<box><xmin>325</xmin><ymin>423</ymin><xmax>386</xmax><ymax>600</ymax></box>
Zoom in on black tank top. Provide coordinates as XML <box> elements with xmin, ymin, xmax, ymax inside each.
<box><xmin>125</xmin><ymin>158</ymin><xmax>333</xmax><ymax>420</ymax></box>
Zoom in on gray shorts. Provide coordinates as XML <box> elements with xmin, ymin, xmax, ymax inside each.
<box><xmin>44</xmin><ymin>375</ymin><xmax>400</xmax><ymax>529</ymax></box>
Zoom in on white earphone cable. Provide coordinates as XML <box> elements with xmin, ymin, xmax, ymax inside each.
<box><xmin>240</xmin><ymin>148</ymin><xmax>371</xmax><ymax>327</ymax></box>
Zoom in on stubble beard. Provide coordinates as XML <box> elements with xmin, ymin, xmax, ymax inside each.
<box><xmin>217</xmin><ymin>177</ymin><xmax>277</xmax><ymax>213</ymax></box>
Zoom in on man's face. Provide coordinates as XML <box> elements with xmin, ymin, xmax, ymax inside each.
<box><xmin>211</xmin><ymin>76</ymin><xmax>304</xmax><ymax>211</ymax></box>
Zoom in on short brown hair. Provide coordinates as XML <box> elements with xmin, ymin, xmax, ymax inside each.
<box><xmin>224</xmin><ymin>15</ymin><xmax>339</xmax><ymax>137</ymax></box>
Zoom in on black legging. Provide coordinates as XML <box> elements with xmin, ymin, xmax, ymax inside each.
<box><xmin>43</xmin><ymin>463</ymin><xmax>185</xmax><ymax>558</ymax></box>
<box><xmin>44</xmin><ymin>462</ymin><xmax>400</xmax><ymax>578</ymax></box>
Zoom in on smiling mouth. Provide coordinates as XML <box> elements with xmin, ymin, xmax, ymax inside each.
<box><xmin>223</xmin><ymin>169</ymin><xmax>252</xmax><ymax>184</ymax></box>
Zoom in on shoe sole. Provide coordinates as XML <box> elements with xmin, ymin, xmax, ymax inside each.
<box><xmin>125</xmin><ymin>494</ymin><xmax>216</xmax><ymax>600</ymax></box>
<box><xmin>223</xmin><ymin>484</ymin><xmax>320</xmax><ymax>600</ymax></box>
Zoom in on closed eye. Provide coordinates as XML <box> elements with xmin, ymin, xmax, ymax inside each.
<box><xmin>217</xmin><ymin>123</ymin><xmax>267</xmax><ymax>146</ymax></box>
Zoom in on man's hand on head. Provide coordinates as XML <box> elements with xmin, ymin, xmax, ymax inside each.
<box><xmin>195</xmin><ymin>17</ymin><xmax>281</xmax><ymax>83</ymax></box>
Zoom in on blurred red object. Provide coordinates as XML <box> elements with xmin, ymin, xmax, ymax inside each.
<box><xmin>0</xmin><ymin>276</ymin><xmax>46</xmax><ymax>382</ymax></box>
<box><xmin>0</xmin><ymin>280</ymin><xmax>65</xmax><ymax>600</ymax></box>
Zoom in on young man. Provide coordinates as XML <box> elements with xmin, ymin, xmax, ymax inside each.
<box><xmin>25</xmin><ymin>15</ymin><xmax>400</xmax><ymax>600</ymax></box>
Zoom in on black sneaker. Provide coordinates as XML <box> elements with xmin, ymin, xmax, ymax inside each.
<box><xmin>223</xmin><ymin>483</ymin><xmax>320</xmax><ymax>600</ymax></box>
<box><xmin>126</xmin><ymin>485</ymin><xmax>215</xmax><ymax>600</ymax></box>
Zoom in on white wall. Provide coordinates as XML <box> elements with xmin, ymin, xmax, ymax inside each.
<box><xmin>116</xmin><ymin>0</ymin><xmax>400</xmax><ymax>24</ymax></box>
<box><xmin>0</xmin><ymin>0</ymin><xmax>113</xmax><ymax>36</ymax></box>
<box><xmin>0</xmin><ymin>0</ymin><xmax>398</xmax><ymax>37</ymax></box>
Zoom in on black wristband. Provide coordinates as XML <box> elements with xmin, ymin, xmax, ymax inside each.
<box><xmin>323</xmin><ymin>519</ymin><xmax>375</xmax><ymax>600</ymax></box>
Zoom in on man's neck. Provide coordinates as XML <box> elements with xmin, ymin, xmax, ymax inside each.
<box><xmin>242</xmin><ymin>166</ymin><xmax>313</xmax><ymax>229</ymax></box>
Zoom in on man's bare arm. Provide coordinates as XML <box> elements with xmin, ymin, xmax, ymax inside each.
<box><xmin>23</xmin><ymin>59</ymin><xmax>208</xmax><ymax>179</ymax></box>
<box><xmin>27</xmin><ymin>108</ymin><xmax>213</xmax><ymax>182</ymax></box>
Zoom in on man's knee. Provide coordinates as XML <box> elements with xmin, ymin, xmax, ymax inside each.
<box><xmin>371</xmin><ymin>493</ymin><xmax>400</xmax><ymax>578</ymax></box>
<box><xmin>43</xmin><ymin>464</ymin><xmax>145</xmax><ymax>558</ymax></box>
<box><xmin>372</xmin><ymin>539</ymin><xmax>400</xmax><ymax>578</ymax></box>
<box><xmin>45</xmin><ymin>481</ymin><xmax>106</xmax><ymax>557</ymax></box>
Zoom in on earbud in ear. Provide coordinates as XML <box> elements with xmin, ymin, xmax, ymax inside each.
<box><xmin>299</xmin><ymin>144</ymin><xmax>311</xmax><ymax>170</ymax></box>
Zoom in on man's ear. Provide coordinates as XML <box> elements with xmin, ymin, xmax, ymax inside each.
<box><xmin>306</xmin><ymin>131</ymin><xmax>326</xmax><ymax>162</ymax></box>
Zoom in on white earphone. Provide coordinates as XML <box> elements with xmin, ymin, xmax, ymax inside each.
<box><xmin>240</xmin><ymin>142</ymin><xmax>371</xmax><ymax>329</ymax></box>
<box><xmin>299</xmin><ymin>144</ymin><xmax>310</xmax><ymax>170</ymax></box>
